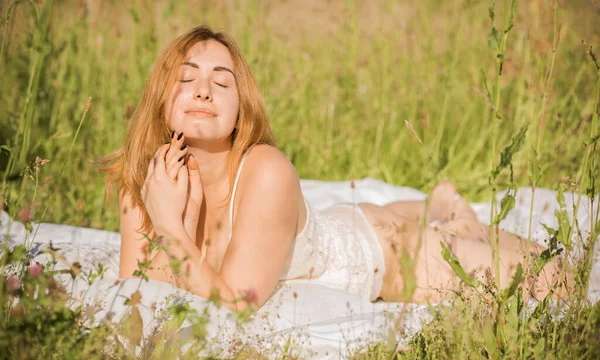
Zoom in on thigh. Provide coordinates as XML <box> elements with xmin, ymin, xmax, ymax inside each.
<box><xmin>438</xmin><ymin>218</ymin><xmax>546</xmax><ymax>255</ymax></box>
<box><xmin>358</xmin><ymin>203</ymin><xmax>539</xmax><ymax>303</ymax></box>
<box><xmin>359</xmin><ymin>203</ymin><xmax>453</xmax><ymax>302</ymax></box>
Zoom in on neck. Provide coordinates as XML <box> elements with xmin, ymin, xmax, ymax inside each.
<box><xmin>186</xmin><ymin>138</ymin><xmax>232</xmax><ymax>191</ymax></box>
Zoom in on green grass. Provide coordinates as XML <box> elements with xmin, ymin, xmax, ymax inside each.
<box><xmin>1</xmin><ymin>0</ymin><xmax>599</xmax><ymax>358</ymax></box>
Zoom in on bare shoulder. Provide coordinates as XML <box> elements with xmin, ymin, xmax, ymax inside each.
<box><xmin>243</xmin><ymin>144</ymin><xmax>299</xmax><ymax>184</ymax></box>
<box><xmin>235</xmin><ymin>144</ymin><xmax>302</xmax><ymax>204</ymax></box>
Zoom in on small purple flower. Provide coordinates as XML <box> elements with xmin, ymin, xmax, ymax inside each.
<box><xmin>6</xmin><ymin>275</ymin><xmax>20</xmax><ymax>294</ymax></box>
<box><xmin>242</xmin><ymin>288</ymin><xmax>258</xmax><ymax>305</ymax></box>
<box><xmin>18</xmin><ymin>207</ymin><xmax>32</xmax><ymax>222</ymax></box>
<box><xmin>28</xmin><ymin>262</ymin><xmax>43</xmax><ymax>277</ymax></box>
<box><xmin>10</xmin><ymin>303</ymin><xmax>25</xmax><ymax>318</ymax></box>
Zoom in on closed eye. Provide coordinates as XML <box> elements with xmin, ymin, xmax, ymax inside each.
<box><xmin>178</xmin><ymin>80</ymin><xmax>226</xmax><ymax>88</ymax></box>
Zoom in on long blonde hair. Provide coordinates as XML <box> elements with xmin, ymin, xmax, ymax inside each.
<box><xmin>97</xmin><ymin>25</ymin><xmax>276</xmax><ymax>235</ymax></box>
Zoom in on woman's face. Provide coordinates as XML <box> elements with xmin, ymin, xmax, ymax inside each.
<box><xmin>165</xmin><ymin>40</ymin><xmax>240</xmax><ymax>146</ymax></box>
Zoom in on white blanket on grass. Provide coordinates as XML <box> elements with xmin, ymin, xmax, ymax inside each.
<box><xmin>1</xmin><ymin>178</ymin><xmax>599</xmax><ymax>359</ymax></box>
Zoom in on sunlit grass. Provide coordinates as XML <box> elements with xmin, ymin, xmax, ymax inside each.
<box><xmin>1</xmin><ymin>0</ymin><xmax>599</xmax><ymax>358</ymax></box>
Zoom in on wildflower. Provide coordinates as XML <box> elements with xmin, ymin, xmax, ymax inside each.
<box><xmin>18</xmin><ymin>207</ymin><xmax>32</xmax><ymax>222</ymax></box>
<box><xmin>6</xmin><ymin>275</ymin><xmax>21</xmax><ymax>294</ymax></box>
<box><xmin>130</xmin><ymin>290</ymin><xmax>142</xmax><ymax>305</ymax></box>
<box><xmin>71</xmin><ymin>262</ymin><xmax>82</xmax><ymax>275</ymax></box>
<box><xmin>561</xmin><ymin>176</ymin><xmax>576</xmax><ymax>189</ymax></box>
<box><xmin>77</xmin><ymin>199</ymin><xmax>84</xmax><ymax>212</ymax></box>
<box><xmin>242</xmin><ymin>288</ymin><xmax>258</xmax><ymax>305</ymax></box>
<box><xmin>10</xmin><ymin>303</ymin><xmax>25</xmax><ymax>318</ymax></box>
<box><xmin>34</xmin><ymin>156</ymin><xmax>50</xmax><ymax>167</ymax></box>
<box><xmin>28</xmin><ymin>262</ymin><xmax>43</xmax><ymax>277</ymax></box>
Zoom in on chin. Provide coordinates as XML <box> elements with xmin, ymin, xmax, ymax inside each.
<box><xmin>184</xmin><ymin>129</ymin><xmax>233</xmax><ymax>145</ymax></box>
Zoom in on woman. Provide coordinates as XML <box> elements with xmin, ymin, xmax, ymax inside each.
<box><xmin>100</xmin><ymin>26</ymin><xmax>562</xmax><ymax>312</ymax></box>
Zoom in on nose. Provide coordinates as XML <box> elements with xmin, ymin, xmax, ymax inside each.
<box><xmin>193</xmin><ymin>80</ymin><xmax>212</xmax><ymax>102</ymax></box>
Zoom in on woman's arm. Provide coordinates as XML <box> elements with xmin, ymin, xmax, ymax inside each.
<box><xmin>150</xmin><ymin>147</ymin><xmax>301</xmax><ymax>313</ymax></box>
<box><xmin>218</xmin><ymin>146</ymin><xmax>300</xmax><ymax>310</ymax></box>
<box><xmin>120</xmin><ymin>145</ymin><xmax>300</xmax><ymax>312</ymax></box>
<box><xmin>117</xmin><ymin>183</ymin><xmax>231</xmax><ymax>305</ymax></box>
<box><xmin>119</xmin><ymin>141</ymin><xmax>189</xmax><ymax>282</ymax></box>
<box><xmin>119</xmin><ymin>186</ymin><xmax>176</xmax><ymax>283</ymax></box>
<box><xmin>119</xmin><ymin>187</ymin><xmax>150</xmax><ymax>278</ymax></box>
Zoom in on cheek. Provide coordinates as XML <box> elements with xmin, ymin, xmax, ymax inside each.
<box><xmin>225</xmin><ymin>91</ymin><xmax>240</xmax><ymax>120</ymax></box>
<box><xmin>164</xmin><ymin>97</ymin><xmax>176</xmax><ymax>127</ymax></box>
<box><xmin>165</xmin><ymin>87</ymin><xmax>188</xmax><ymax>126</ymax></box>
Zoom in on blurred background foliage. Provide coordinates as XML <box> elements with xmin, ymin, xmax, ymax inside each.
<box><xmin>0</xmin><ymin>0</ymin><xmax>598</xmax><ymax>231</ymax></box>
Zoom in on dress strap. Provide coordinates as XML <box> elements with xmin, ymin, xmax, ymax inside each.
<box><xmin>228</xmin><ymin>146</ymin><xmax>257</xmax><ymax>237</ymax></box>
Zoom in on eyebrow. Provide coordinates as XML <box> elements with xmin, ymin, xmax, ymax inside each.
<box><xmin>182</xmin><ymin>62</ymin><xmax>236</xmax><ymax>78</ymax></box>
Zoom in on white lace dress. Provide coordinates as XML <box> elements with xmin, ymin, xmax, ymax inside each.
<box><xmin>227</xmin><ymin>149</ymin><xmax>386</xmax><ymax>301</ymax></box>
<box><xmin>279</xmin><ymin>200</ymin><xmax>385</xmax><ymax>301</ymax></box>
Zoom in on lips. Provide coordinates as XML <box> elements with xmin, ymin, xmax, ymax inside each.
<box><xmin>185</xmin><ymin>108</ymin><xmax>217</xmax><ymax>118</ymax></box>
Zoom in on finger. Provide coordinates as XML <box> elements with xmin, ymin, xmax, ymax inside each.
<box><xmin>147</xmin><ymin>154</ymin><xmax>155</xmax><ymax>175</ymax></box>
<box><xmin>153</xmin><ymin>144</ymin><xmax>171</xmax><ymax>180</ymax></box>
<box><xmin>186</xmin><ymin>154</ymin><xmax>203</xmax><ymax>203</ymax></box>
<box><xmin>174</xmin><ymin>131</ymin><xmax>185</xmax><ymax>145</ymax></box>
<box><xmin>146</xmin><ymin>154</ymin><xmax>155</xmax><ymax>185</ymax></box>
<box><xmin>177</xmin><ymin>160</ymin><xmax>189</xmax><ymax>190</ymax></box>
<box><xmin>166</xmin><ymin>132</ymin><xmax>186</xmax><ymax>164</ymax></box>
<box><xmin>152</xmin><ymin>143</ymin><xmax>169</xmax><ymax>171</ymax></box>
<box><xmin>165</xmin><ymin>145</ymin><xmax>189</xmax><ymax>174</ymax></box>
<box><xmin>167</xmin><ymin>153</ymin><xmax>187</xmax><ymax>182</ymax></box>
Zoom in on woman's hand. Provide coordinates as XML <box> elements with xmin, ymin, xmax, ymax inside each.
<box><xmin>141</xmin><ymin>135</ymin><xmax>190</xmax><ymax>240</ymax></box>
<box><xmin>182</xmin><ymin>152</ymin><xmax>203</xmax><ymax>243</ymax></box>
<box><xmin>166</xmin><ymin>132</ymin><xmax>204</xmax><ymax>242</ymax></box>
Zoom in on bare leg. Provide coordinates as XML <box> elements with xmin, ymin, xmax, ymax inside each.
<box><xmin>437</xmin><ymin>218</ymin><xmax>543</xmax><ymax>253</ymax></box>
<box><xmin>436</xmin><ymin>218</ymin><xmax>567</xmax><ymax>298</ymax></box>
<box><xmin>384</xmin><ymin>180</ymin><xmax>478</xmax><ymax>225</ymax></box>
<box><xmin>359</xmin><ymin>202</ymin><xmax>568</xmax><ymax>303</ymax></box>
<box><xmin>374</xmin><ymin>221</ymin><xmax>529</xmax><ymax>302</ymax></box>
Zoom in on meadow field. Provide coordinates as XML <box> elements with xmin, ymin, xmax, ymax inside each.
<box><xmin>1</xmin><ymin>0</ymin><xmax>599</xmax><ymax>358</ymax></box>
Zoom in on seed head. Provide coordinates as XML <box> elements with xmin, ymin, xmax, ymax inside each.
<box><xmin>34</xmin><ymin>156</ymin><xmax>50</xmax><ymax>167</ymax></box>
<box><xmin>84</xmin><ymin>97</ymin><xmax>92</xmax><ymax>113</ymax></box>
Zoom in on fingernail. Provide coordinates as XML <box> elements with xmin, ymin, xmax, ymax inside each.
<box><xmin>180</xmin><ymin>144</ymin><xmax>188</xmax><ymax>151</ymax></box>
<box><xmin>178</xmin><ymin>155</ymin><xmax>185</xmax><ymax>162</ymax></box>
<box><xmin>177</xmin><ymin>132</ymin><xmax>184</xmax><ymax>140</ymax></box>
<box><xmin>171</xmin><ymin>130</ymin><xmax>175</xmax><ymax>138</ymax></box>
